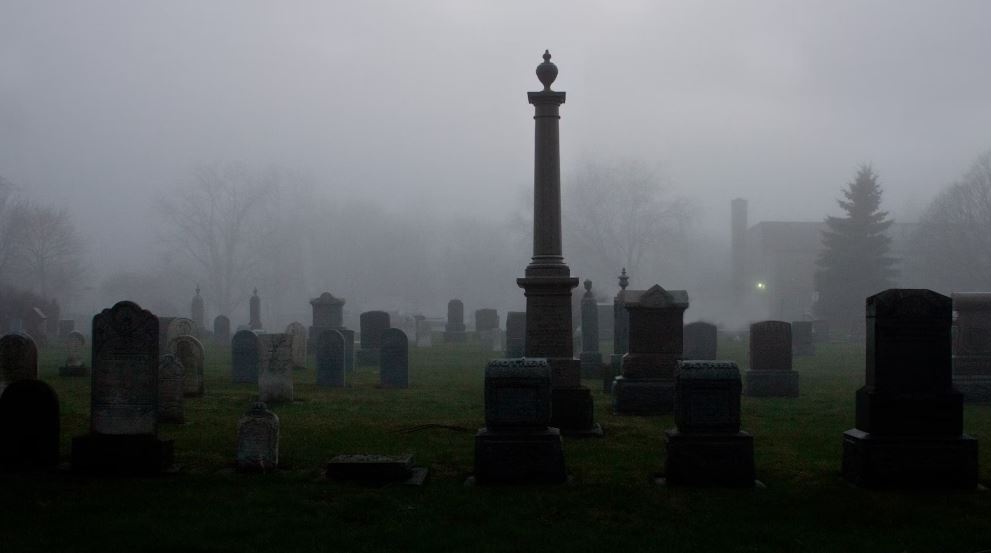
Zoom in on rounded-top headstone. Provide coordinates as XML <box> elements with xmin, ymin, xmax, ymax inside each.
<box><xmin>236</xmin><ymin>401</ymin><xmax>279</xmax><ymax>472</ymax></box>
<box><xmin>0</xmin><ymin>333</ymin><xmax>39</xmax><ymax>390</ymax></box>
<box><xmin>169</xmin><ymin>335</ymin><xmax>204</xmax><ymax>397</ymax></box>
<box><xmin>0</xmin><ymin>379</ymin><xmax>60</xmax><ymax>470</ymax></box>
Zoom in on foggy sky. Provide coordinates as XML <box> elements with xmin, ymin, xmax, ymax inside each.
<box><xmin>2</xmin><ymin>0</ymin><xmax>990</xmax><ymax>281</ymax></box>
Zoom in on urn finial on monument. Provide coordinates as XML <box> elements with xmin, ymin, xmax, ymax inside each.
<box><xmin>536</xmin><ymin>49</ymin><xmax>557</xmax><ymax>91</ymax></box>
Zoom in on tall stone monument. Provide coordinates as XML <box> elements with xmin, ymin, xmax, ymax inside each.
<box><xmin>606</xmin><ymin>268</ymin><xmax>631</xmax><ymax>393</ymax></box>
<box><xmin>580</xmin><ymin>279</ymin><xmax>602</xmax><ymax>378</ymax></box>
<box><xmin>444</xmin><ymin>299</ymin><xmax>467</xmax><ymax>343</ymax></box>
<box><xmin>952</xmin><ymin>293</ymin><xmax>991</xmax><ymax>402</ymax></box>
<box><xmin>191</xmin><ymin>285</ymin><xmax>204</xmax><ymax>332</ymax></box>
<box><xmin>842</xmin><ymin>289</ymin><xmax>978</xmax><ymax>488</ymax></box>
<box><xmin>613</xmin><ymin>285</ymin><xmax>689</xmax><ymax>415</ymax></box>
<box><xmin>516</xmin><ymin>50</ymin><xmax>598</xmax><ymax>436</ymax></box>
<box><xmin>71</xmin><ymin>301</ymin><xmax>173</xmax><ymax>474</ymax></box>
<box><xmin>249</xmin><ymin>288</ymin><xmax>262</xmax><ymax>330</ymax></box>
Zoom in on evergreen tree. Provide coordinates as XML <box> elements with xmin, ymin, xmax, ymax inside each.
<box><xmin>814</xmin><ymin>165</ymin><xmax>897</xmax><ymax>331</ymax></box>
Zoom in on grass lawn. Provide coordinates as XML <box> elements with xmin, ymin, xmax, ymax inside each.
<box><xmin>3</xmin><ymin>337</ymin><xmax>991</xmax><ymax>553</ymax></box>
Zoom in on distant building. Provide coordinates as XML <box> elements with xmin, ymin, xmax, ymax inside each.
<box><xmin>732</xmin><ymin>202</ymin><xmax>918</xmax><ymax>322</ymax></box>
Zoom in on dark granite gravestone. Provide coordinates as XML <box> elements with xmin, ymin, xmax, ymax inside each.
<box><xmin>744</xmin><ymin>321</ymin><xmax>799</xmax><ymax>397</ymax></box>
<box><xmin>231</xmin><ymin>330</ymin><xmax>260</xmax><ymax>384</ymax></box>
<box><xmin>842</xmin><ymin>289</ymin><xmax>978</xmax><ymax>489</ymax></box>
<box><xmin>249</xmin><ymin>288</ymin><xmax>262</xmax><ymax>330</ymax></box>
<box><xmin>157</xmin><ymin>354</ymin><xmax>185</xmax><ymax>424</ymax></box>
<box><xmin>580</xmin><ymin>280</ymin><xmax>603</xmax><ymax>378</ymax></box>
<box><xmin>0</xmin><ymin>333</ymin><xmax>38</xmax><ymax>396</ymax></box>
<box><xmin>190</xmin><ymin>286</ymin><xmax>204</xmax><ymax>331</ymax></box>
<box><xmin>71</xmin><ymin>301</ymin><xmax>174</xmax><ymax>474</ymax></box>
<box><xmin>285</xmin><ymin>322</ymin><xmax>307</xmax><ymax>370</ymax></box>
<box><xmin>379</xmin><ymin>328</ymin><xmax>409</xmax><ymax>389</ymax></box>
<box><xmin>236</xmin><ymin>402</ymin><xmax>279</xmax><ymax>472</ymax></box>
<box><xmin>952</xmin><ymin>293</ymin><xmax>991</xmax><ymax>402</ymax></box>
<box><xmin>357</xmin><ymin>311</ymin><xmax>390</xmax><ymax>365</ymax></box>
<box><xmin>258</xmin><ymin>333</ymin><xmax>293</xmax><ymax>403</ymax></box>
<box><xmin>444</xmin><ymin>299</ymin><xmax>467</xmax><ymax>343</ymax></box>
<box><xmin>308</xmin><ymin>292</ymin><xmax>345</xmax><ymax>353</ymax></box>
<box><xmin>473</xmin><ymin>358</ymin><xmax>566</xmax><ymax>484</ymax></box>
<box><xmin>613</xmin><ymin>285</ymin><xmax>689</xmax><ymax>415</ymax></box>
<box><xmin>59</xmin><ymin>330</ymin><xmax>88</xmax><ymax>377</ymax></box>
<box><xmin>213</xmin><ymin>315</ymin><xmax>231</xmax><ymax>346</ymax></box>
<box><xmin>0</xmin><ymin>379</ymin><xmax>60</xmax><ymax>471</ymax></box>
<box><xmin>683</xmin><ymin>321</ymin><xmax>718</xmax><ymax>361</ymax></box>
<box><xmin>170</xmin><ymin>335</ymin><xmax>204</xmax><ymax>397</ymax></box>
<box><xmin>663</xmin><ymin>361</ymin><xmax>754</xmax><ymax>487</ymax></box>
<box><xmin>505</xmin><ymin>311</ymin><xmax>526</xmax><ymax>358</ymax></box>
<box><xmin>475</xmin><ymin>309</ymin><xmax>499</xmax><ymax>334</ymax></box>
<box><xmin>791</xmin><ymin>321</ymin><xmax>815</xmax><ymax>356</ymax></box>
<box><xmin>316</xmin><ymin>329</ymin><xmax>346</xmax><ymax>388</ymax></box>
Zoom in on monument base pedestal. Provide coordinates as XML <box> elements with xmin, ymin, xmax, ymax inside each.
<box><xmin>71</xmin><ymin>433</ymin><xmax>174</xmax><ymax>475</ymax></box>
<box><xmin>58</xmin><ymin>365</ymin><xmax>88</xmax><ymax>377</ymax></box>
<box><xmin>612</xmin><ymin>376</ymin><xmax>674</xmax><ymax>415</ymax></box>
<box><xmin>355</xmin><ymin>349</ymin><xmax>379</xmax><ymax>366</ymax></box>
<box><xmin>663</xmin><ymin>430</ymin><xmax>755</xmax><ymax>487</ymax></box>
<box><xmin>744</xmin><ymin>370</ymin><xmax>799</xmax><ymax>397</ymax></box>
<box><xmin>443</xmin><ymin>331</ymin><xmax>467</xmax><ymax>343</ymax></box>
<box><xmin>580</xmin><ymin>352</ymin><xmax>602</xmax><ymax>378</ymax></box>
<box><xmin>473</xmin><ymin>427</ymin><xmax>567</xmax><ymax>484</ymax></box>
<box><xmin>550</xmin><ymin>387</ymin><xmax>601</xmax><ymax>437</ymax></box>
<box><xmin>841</xmin><ymin>428</ymin><xmax>978</xmax><ymax>489</ymax></box>
<box><xmin>953</xmin><ymin>376</ymin><xmax>991</xmax><ymax>403</ymax></box>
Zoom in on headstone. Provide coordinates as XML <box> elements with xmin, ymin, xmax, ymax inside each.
<box><xmin>444</xmin><ymin>299</ymin><xmax>467</xmax><ymax>343</ymax></box>
<box><xmin>258</xmin><ymin>333</ymin><xmax>293</xmax><ymax>403</ymax></box>
<box><xmin>812</xmin><ymin>319</ymin><xmax>830</xmax><ymax>344</ymax></box>
<box><xmin>379</xmin><ymin>328</ymin><xmax>409</xmax><ymax>389</ymax></box>
<box><xmin>505</xmin><ymin>311</ymin><xmax>525</xmax><ymax>358</ymax></box>
<box><xmin>285</xmin><ymin>322</ymin><xmax>307</xmax><ymax>370</ymax></box>
<box><xmin>580</xmin><ymin>279</ymin><xmax>603</xmax><ymax>378</ymax></box>
<box><xmin>842</xmin><ymin>289</ymin><xmax>978</xmax><ymax>489</ymax></box>
<box><xmin>166</xmin><ymin>318</ymin><xmax>194</xmax><ymax>350</ymax></box>
<box><xmin>316</xmin><ymin>329</ymin><xmax>346</xmax><ymax>388</ymax></box>
<box><xmin>744</xmin><ymin>321</ymin><xmax>799</xmax><ymax>397</ymax></box>
<box><xmin>231</xmin><ymin>330</ymin><xmax>260</xmax><ymax>384</ymax></box>
<box><xmin>191</xmin><ymin>286</ymin><xmax>204</xmax><ymax>331</ymax></box>
<box><xmin>952</xmin><ymin>293</ymin><xmax>991</xmax><ymax>402</ymax></box>
<box><xmin>613</xmin><ymin>285</ymin><xmax>689</xmax><ymax>415</ymax></box>
<box><xmin>664</xmin><ymin>361</ymin><xmax>754</xmax><ymax>487</ymax></box>
<box><xmin>236</xmin><ymin>402</ymin><xmax>279</xmax><ymax>472</ymax></box>
<box><xmin>791</xmin><ymin>321</ymin><xmax>815</xmax><ymax>356</ymax></box>
<box><xmin>170</xmin><ymin>335</ymin><xmax>205</xmax><ymax>397</ymax></box>
<box><xmin>308</xmin><ymin>292</ymin><xmax>345</xmax><ymax>353</ymax></box>
<box><xmin>473</xmin><ymin>358</ymin><xmax>566</xmax><ymax>484</ymax></box>
<box><xmin>475</xmin><ymin>309</ymin><xmax>499</xmax><ymax>334</ymax></box>
<box><xmin>157</xmin><ymin>354</ymin><xmax>185</xmax><ymax>424</ymax></box>
<box><xmin>213</xmin><ymin>315</ymin><xmax>231</xmax><ymax>346</ymax></box>
<box><xmin>341</xmin><ymin>328</ymin><xmax>356</xmax><ymax>377</ymax></box>
<box><xmin>683</xmin><ymin>322</ymin><xmax>718</xmax><ymax>360</ymax></box>
<box><xmin>249</xmin><ymin>288</ymin><xmax>262</xmax><ymax>330</ymax></box>
<box><xmin>415</xmin><ymin>317</ymin><xmax>433</xmax><ymax>348</ymax></box>
<box><xmin>58</xmin><ymin>319</ymin><xmax>75</xmax><ymax>338</ymax></box>
<box><xmin>0</xmin><ymin>380</ymin><xmax>60</xmax><ymax>471</ymax></box>
<box><xmin>357</xmin><ymin>311</ymin><xmax>389</xmax><ymax>365</ymax></box>
<box><xmin>59</xmin><ymin>330</ymin><xmax>88</xmax><ymax>377</ymax></box>
<box><xmin>71</xmin><ymin>301</ymin><xmax>174</xmax><ymax>474</ymax></box>
<box><xmin>0</xmin><ymin>333</ymin><xmax>39</xmax><ymax>395</ymax></box>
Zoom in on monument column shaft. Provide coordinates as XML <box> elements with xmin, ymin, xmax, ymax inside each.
<box><xmin>531</xmin><ymin>99</ymin><xmax>564</xmax><ymax>263</ymax></box>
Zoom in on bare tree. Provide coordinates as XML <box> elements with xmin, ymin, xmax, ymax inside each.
<box><xmin>563</xmin><ymin>159</ymin><xmax>692</xmax><ymax>279</ymax></box>
<box><xmin>7</xmin><ymin>202</ymin><xmax>84</xmax><ymax>299</ymax></box>
<box><xmin>159</xmin><ymin>163</ymin><xmax>280</xmax><ymax>317</ymax></box>
<box><xmin>0</xmin><ymin>176</ymin><xmax>18</xmax><ymax>283</ymax></box>
<box><xmin>916</xmin><ymin>150</ymin><xmax>991</xmax><ymax>292</ymax></box>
